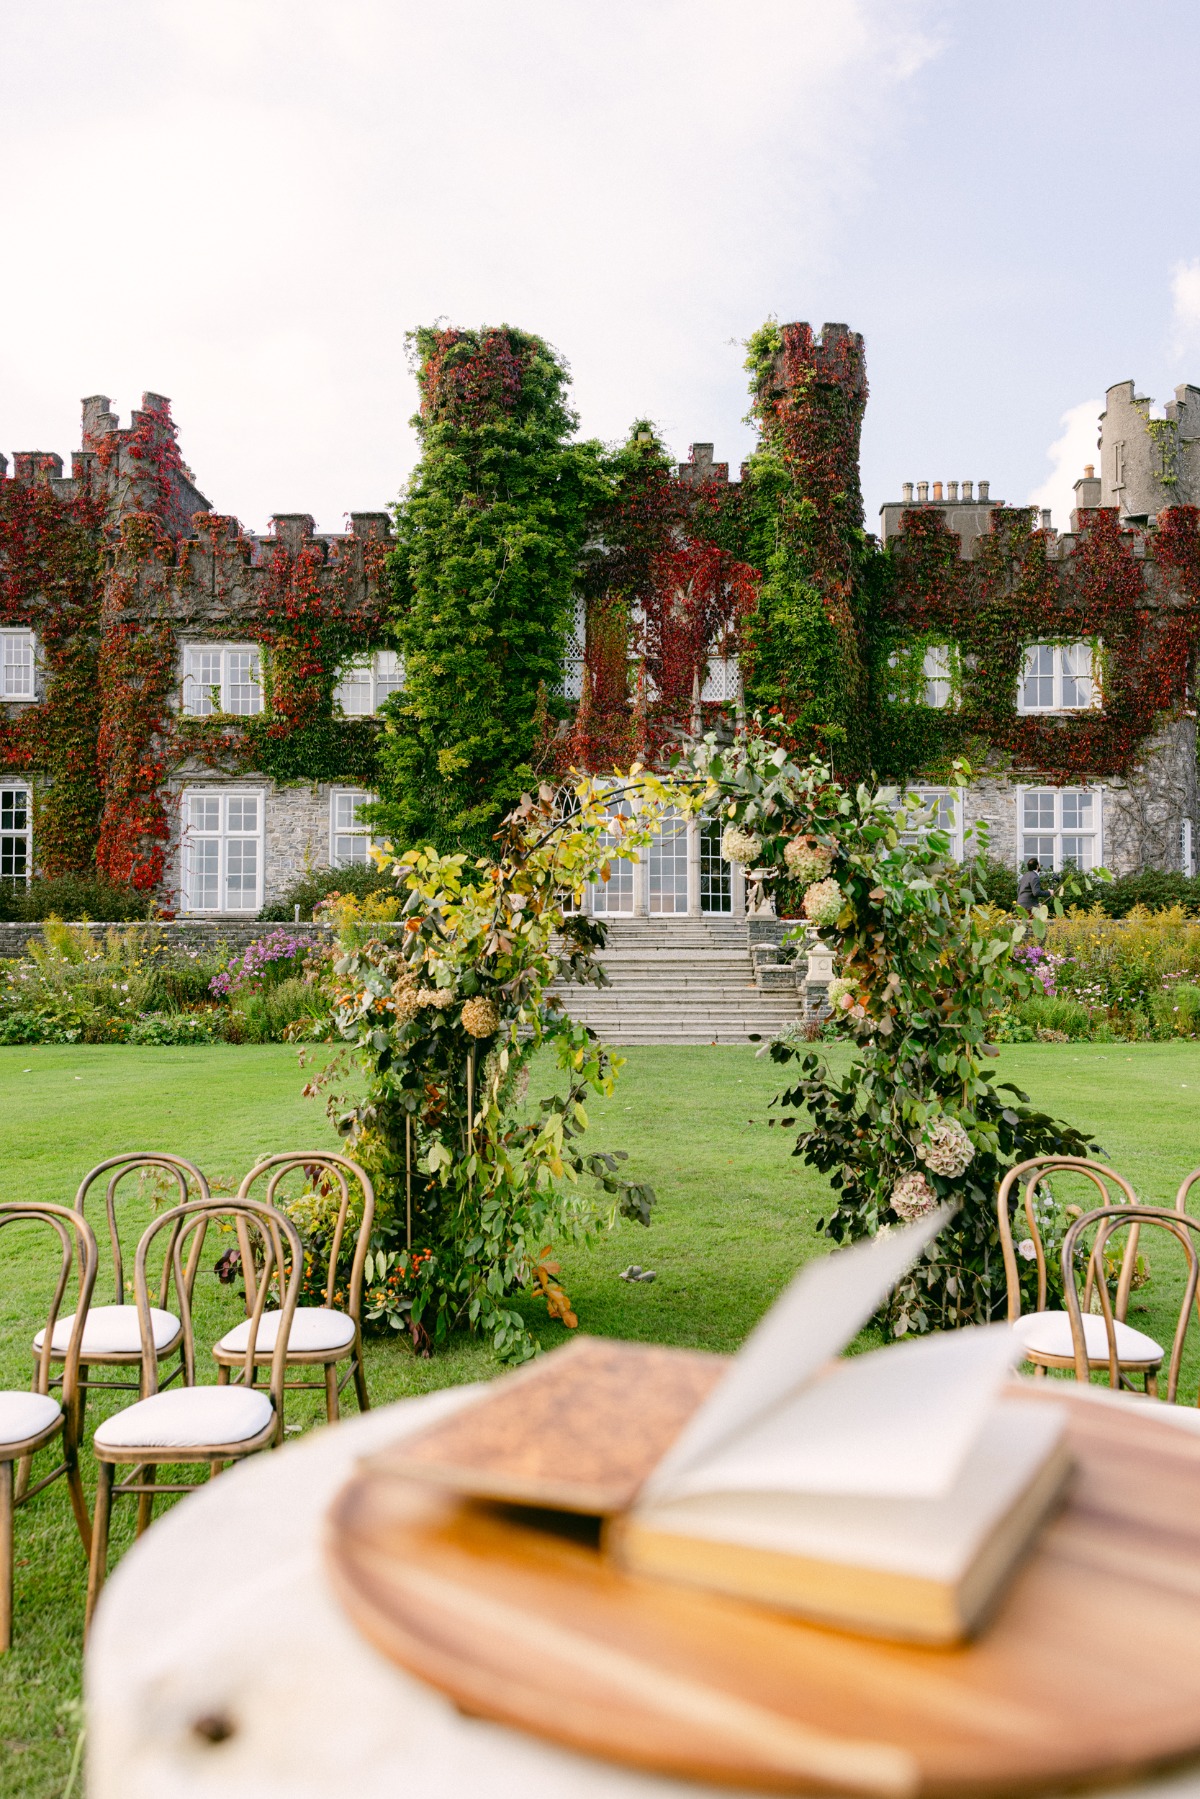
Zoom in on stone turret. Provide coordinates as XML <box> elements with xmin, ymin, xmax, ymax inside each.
<box><xmin>1099</xmin><ymin>380</ymin><xmax>1200</xmax><ymax>522</ymax></box>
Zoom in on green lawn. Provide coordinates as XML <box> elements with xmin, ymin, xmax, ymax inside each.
<box><xmin>2</xmin><ymin>1040</ymin><xmax>1200</xmax><ymax>1793</ymax></box>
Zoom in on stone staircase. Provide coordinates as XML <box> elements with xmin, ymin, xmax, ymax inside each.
<box><xmin>553</xmin><ymin>916</ymin><xmax>805</xmax><ymax>1046</ymax></box>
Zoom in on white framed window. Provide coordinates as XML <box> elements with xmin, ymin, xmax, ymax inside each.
<box><xmin>333</xmin><ymin>650</ymin><xmax>404</xmax><ymax>716</ymax></box>
<box><xmin>1</xmin><ymin>630</ymin><xmax>36</xmax><ymax>701</ymax></box>
<box><xmin>1</xmin><ymin>785</ymin><xmax>32</xmax><ymax>884</ymax></box>
<box><xmin>590</xmin><ymin>795</ymin><xmax>635</xmax><ymax>916</ymax></box>
<box><xmin>648</xmin><ymin>808</ymin><xmax>689</xmax><ymax>915</ymax></box>
<box><xmin>1017</xmin><ymin>642</ymin><xmax>1098</xmax><ymax>713</ymax></box>
<box><xmin>700</xmin><ymin>819</ymin><xmax>732</xmax><ymax>913</ymax></box>
<box><xmin>562</xmin><ymin>599</ymin><xmax>585</xmax><ymax>701</ymax></box>
<box><xmin>898</xmin><ymin>789</ymin><xmax>964</xmax><ymax>860</ymax></box>
<box><xmin>886</xmin><ymin>642</ymin><xmax>956</xmax><ymax>708</ymax></box>
<box><xmin>330</xmin><ymin>789</ymin><xmax>375</xmax><ymax>866</ymax></box>
<box><xmin>182</xmin><ymin>644</ymin><xmax>263</xmax><ymax>717</ymax></box>
<box><xmin>701</xmin><ymin>653</ymin><xmax>740</xmax><ymax>702</ymax></box>
<box><xmin>1019</xmin><ymin>787</ymin><xmax>1102</xmax><ymax>871</ymax></box>
<box><xmin>182</xmin><ymin>788</ymin><xmax>264</xmax><ymax>912</ymax></box>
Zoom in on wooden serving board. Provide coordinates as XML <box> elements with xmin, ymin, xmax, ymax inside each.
<box><xmin>326</xmin><ymin>1393</ymin><xmax>1200</xmax><ymax>1797</ymax></box>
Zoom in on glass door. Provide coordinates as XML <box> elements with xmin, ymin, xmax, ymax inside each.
<box><xmin>649</xmin><ymin>808</ymin><xmax>689</xmax><ymax>915</ymax></box>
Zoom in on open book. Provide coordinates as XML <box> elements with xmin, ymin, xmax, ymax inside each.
<box><xmin>366</xmin><ymin>1212</ymin><xmax>1069</xmax><ymax>1643</ymax></box>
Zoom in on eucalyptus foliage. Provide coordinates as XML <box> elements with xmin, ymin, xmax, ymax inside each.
<box><xmin>691</xmin><ymin>732</ymin><xmax>1096</xmax><ymax>1333</ymax></box>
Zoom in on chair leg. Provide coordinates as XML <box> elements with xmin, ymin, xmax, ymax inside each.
<box><xmin>64</xmin><ymin>1443</ymin><xmax>92</xmax><ymax>1559</ymax></box>
<box><xmin>1146</xmin><ymin>1368</ymin><xmax>1158</xmax><ymax>1398</ymax></box>
<box><xmin>352</xmin><ymin>1348</ymin><xmax>370</xmax><ymax>1414</ymax></box>
<box><xmin>135</xmin><ymin>1466</ymin><xmax>157</xmax><ymax>1538</ymax></box>
<box><xmin>85</xmin><ymin>1461</ymin><xmax>114</xmax><ymax>1641</ymax></box>
<box><xmin>324</xmin><ymin>1363</ymin><xmax>340</xmax><ymax>1425</ymax></box>
<box><xmin>216</xmin><ymin>1364</ymin><xmax>229</xmax><ymax>1387</ymax></box>
<box><xmin>0</xmin><ymin>1460</ymin><xmax>13</xmax><ymax>1654</ymax></box>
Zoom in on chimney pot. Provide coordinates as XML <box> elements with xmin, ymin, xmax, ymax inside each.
<box><xmin>979</xmin><ymin>480</ymin><xmax>990</xmax><ymax>501</ymax></box>
<box><xmin>902</xmin><ymin>482</ymin><xmax>913</xmax><ymax>503</ymax></box>
<box><xmin>1084</xmin><ymin>464</ymin><xmax>1094</xmax><ymax>479</ymax></box>
<box><xmin>962</xmin><ymin>480</ymin><xmax>973</xmax><ymax>500</ymax></box>
<box><xmin>917</xmin><ymin>481</ymin><xmax>929</xmax><ymax>502</ymax></box>
<box><xmin>932</xmin><ymin>481</ymin><xmax>944</xmax><ymax>501</ymax></box>
<box><xmin>947</xmin><ymin>480</ymin><xmax>959</xmax><ymax>501</ymax></box>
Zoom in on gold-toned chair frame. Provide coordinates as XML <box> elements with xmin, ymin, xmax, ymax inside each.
<box><xmin>1061</xmin><ymin>1204</ymin><xmax>1200</xmax><ymax>1401</ymax></box>
<box><xmin>1</xmin><ymin>1203</ymin><xmax>97</xmax><ymax>1651</ymax></box>
<box><xmin>85</xmin><ymin>1197</ymin><xmax>302</xmax><ymax>1635</ymax></box>
<box><xmin>212</xmin><ymin>1152</ymin><xmax>374</xmax><ymax>1423</ymax></box>
<box><xmin>60</xmin><ymin>1152</ymin><xmax>211</xmax><ymax>1400</ymax></box>
<box><xmin>1175</xmin><ymin>1169</ymin><xmax>1200</xmax><ymax>1215</ymax></box>
<box><xmin>997</xmin><ymin>1155</ymin><xmax>1160</xmax><ymax>1390</ymax></box>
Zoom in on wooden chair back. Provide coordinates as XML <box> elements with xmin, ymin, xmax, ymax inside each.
<box><xmin>0</xmin><ymin>1204</ymin><xmax>98</xmax><ymax>1411</ymax></box>
<box><xmin>235</xmin><ymin>1154</ymin><xmax>375</xmax><ymax>1322</ymax></box>
<box><xmin>131</xmin><ymin>1200</ymin><xmax>303</xmax><ymax>1420</ymax></box>
<box><xmin>1061</xmin><ymin>1204</ymin><xmax>1200</xmax><ymax>1401</ymax></box>
<box><xmin>74</xmin><ymin>1153</ymin><xmax>210</xmax><ymax>1309</ymax></box>
<box><xmin>1176</xmin><ymin>1169</ymin><xmax>1200</xmax><ymax>1215</ymax></box>
<box><xmin>997</xmin><ymin>1156</ymin><xmax>1140</xmax><ymax>1322</ymax></box>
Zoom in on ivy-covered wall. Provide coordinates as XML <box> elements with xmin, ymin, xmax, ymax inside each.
<box><xmin>4</xmin><ymin>327</ymin><xmax>1200</xmax><ymax>905</ymax></box>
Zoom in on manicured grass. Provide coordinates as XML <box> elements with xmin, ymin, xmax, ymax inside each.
<box><xmin>3</xmin><ymin>1040</ymin><xmax>1200</xmax><ymax>1793</ymax></box>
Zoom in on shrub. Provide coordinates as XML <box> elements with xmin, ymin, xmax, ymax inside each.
<box><xmin>210</xmin><ymin>930</ymin><xmax>322</xmax><ymax>997</ymax></box>
<box><xmin>0</xmin><ymin>876</ymin><xmax>152</xmax><ymax>922</ymax></box>
<box><xmin>1149</xmin><ymin>983</ymin><xmax>1200</xmax><ymax>1039</ymax></box>
<box><xmin>226</xmin><ymin>976</ymin><xmax>327</xmax><ymax>1043</ymax></box>
<box><xmin>128</xmin><ymin>1011</ymin><xmax>221</xmax><ymax>1045</ymax></box>
<box><xmin>259</xmin><ymin>861</ymin><xmax>398</xmax><ymax>923</ymax></box>
<box><xmin>0</xmin><ymin>1010</ymin><xmax>80</xmax><ymax>1044</ymax></box>
<box><xmin>1016</xmin><ymin>996</ymin><xmax>1093</xmax><ymax>1039</ymax></box>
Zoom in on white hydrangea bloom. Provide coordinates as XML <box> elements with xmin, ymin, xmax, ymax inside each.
<box><xmin>916</xmin><ymin>1117</ymin><xmax>975</xmax><ymax>1178</ymax></box>
<box><xmin>802</xmin><ymin>877</ymin><xmax>844</xmax><ymax>927</ymax></box>
<box><xmin>891</xmin><ymin>1170</ymin><xmax>937</xmax><ymax>1222</ymax></box>
<box><xmin>825</xmin><ymin>975</ymin><xmax>857</xmax><ymax>1012</ymax></box>
<box><xmin>721</xmin><ymin>825</ymin><xmax>762</xmax><ymax>867</ymax></box>
<box><xmin>784</xmin><ymin>837</ymin><xmax>833</xmax><ymax>884</ymax></box>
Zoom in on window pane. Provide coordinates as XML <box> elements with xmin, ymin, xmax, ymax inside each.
<box><xmin>592</xmin><ymin>799</ymin><xmax>634</xmax><ymax>915</ymax></box>
<box><xmin>183</xmin><ymin>649</ymin><xmax>222</xmax><ymax>717</ymax></box>
<box><xmin>701</xmin><ymin>655</ymin><xmax>739</xmax><ymax>702</ymax></box>
<box><xmin>225</xmin><ymin>649</ymin><xmax>261</xmax><ymax>717</ymax></box>
<box><xmin>225</xmin><ymin>838</ymin><xmax>259</xmax><ymax>908</ymax></box>
<box><xmin>374</xmin><ymin>651</ymin><xmax>404</xmax><ymax>701</ymax></box>
<box><xmin>648</xmin><ymin>808</ymin><xmax>689</xmax><ymax>915</ymax></box>
<box><xmin>1</xmin><ymin>788</ymin><xmax>29</xmax><ymax>833</ymax></box>
<box><xmin>1023</xmin><ymin>791</ymin><xmax>1055</xmax><ymax>831</ymax></box>
<box><xmin>334</xmin><ymin>834</ymin><xmax>370</xmax><ymax>866</ymax></box>
<box><xmin>188</xmin><ymin>793</ymin><xmax>221</xmax><ymax>833</ymax></box>
<box><xmin>2</xmin><ymin>633</ymin><xmax>35</xmax><ymax>699</ymax></box>
<box><xmin>1021</xmin><ymin>645</ymin><xmax>1055</xmax><ymax>710</ymax></box>
<box><xmin>699</xmin><ymin>820</ymin><xmax>732</xmax><ymax>913</ymax></box>
<box><xmin>562</xmin><ymin>599</ymin><xmax>585</xmax><ymax>701</ymax></box>
<box><xmin>1022</xmin><ymin>834</ymin><xmax>1057</xmax><ymax>864</ymax></box>
<box><xmin>335</xmin><ymin>663</ymin><xmax>373</xmax><ymax>716</ymax></box>
<box><xmin>922</xmin><ymin>644</ymin><xmax>952</xmax><ymax>709</ymax></box>
<box><xmin>1060</xmin><ymin>642</ymin><xmax>1094</xmax><ymax>709</ymax></box>
<box><xmin>1060</xmin><ymin>790</ymin><xmax>1093</xmax><ymax>832</ymax></box>
<box><xmin>185</xmin><ymin>838</ymin><xmax>220</xmax><ymax>909</ymax></box>
<box><xmin>334</xmin><ymin>791</ymin><xmax>367</xmax><ymax>831</ymax></box>
<box><xmin>226</xmin><ymin>794</ymin><xmax>259</xmax><ymax>833</ymax></box>
<box><xmin>1060</xmin><ymin>835</ymin><xmax>1094</xmax><ymax>869</ymax></box>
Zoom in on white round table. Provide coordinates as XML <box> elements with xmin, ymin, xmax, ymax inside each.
<box><xmin>87</xmin><ymin>1384</ymin><xmax>1200</xmax><ymax>1798</ymax></box>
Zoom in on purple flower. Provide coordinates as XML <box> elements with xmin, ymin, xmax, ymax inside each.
<box><xmin>210</xmin><ymin>930</ymin><xmax>318</xmax><ymax>997</ymax></box>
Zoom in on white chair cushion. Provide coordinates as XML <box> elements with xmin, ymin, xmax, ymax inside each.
<box><xmin>0</xmin><ymin>1391</ymin><xmax>61</xmax><ymax>1449</ymax></box>
<box><xmin>1013</xmin><ymin>1308</ymin><xmax>1163</xmax><ymax>1363</ymax></box>
<box><xmin>93</xmin><ymin>1387</ymin><xmax>274</xmax><ymax>1451</ymax></box>
<box><xmin>216</xmin><ymin>1307</ymin><xmax>355</xmax><ymax>1357</ymax></box>
<box><xmin>34</xmin><ymin>1304</ymin><xmax>180</xmax><ymax>1358</ymax></box>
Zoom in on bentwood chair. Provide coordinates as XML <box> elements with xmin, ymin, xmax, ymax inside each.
<box><xmin>84</xmin><ymin>1198</ymin><xmax>302</xmax><ymax>1635</ymax></box>
<box><xmin>1061</xmin><ymin>1205</ymin><xmax>1200</xmax><ymax>1401</ymax></box>
<box><xmin>212</xmin><ymin>1154</ymin><xmax>374</xmax><ymax>1423</ymax></box>
<box><xmin>998</xmin><ymin>1156</ymin><xmax>1165</xmax><ymax>1392</ymax></box>
<box><xmin>1</xmin><ymin>1204</ymin><xmax>97</xmax><ymax>1651</ymax></box>
<box><xmin>33</xmin><ymin>1154</ymin><xmax>211</xmax><ymax>1421</ymax></box>
<box><xmin>1176</xmin><ymin>1170</ymin><xmax>1200</xmax><ymax>1217</ymax></box>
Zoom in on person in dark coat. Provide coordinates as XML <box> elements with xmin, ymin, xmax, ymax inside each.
<box><xmin>1016</xmin><ymin>858</ymin><xmax>1044</xmax><ymax>912</ymax></box>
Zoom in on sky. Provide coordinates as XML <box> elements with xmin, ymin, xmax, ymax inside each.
<box><xmin>4</xmin><ymin>1</ymin><xmax>1200</xmax><ymax>535</ymax></box>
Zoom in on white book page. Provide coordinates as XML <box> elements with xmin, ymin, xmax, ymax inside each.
<box><xmin>647</xmin><ymin>1209</ymin><xmax>952</xmax><ymax>1494</ymax></box>
<box><xmin>647</xmin><ymin>1324</ymin><xmax>1020</xmax><ymax>1504</ymax></box>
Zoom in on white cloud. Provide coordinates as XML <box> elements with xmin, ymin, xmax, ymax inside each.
<box><xmin>1029</xmin><ymin>399</ymin><xmax>1102</xmax><ymax>532</ymax></box>
<box><xmin>0</xmin><ymin>0</ymin><xmax>942</xmax><ymax>531</ymax></box>
<box><xmin>1171</xmin><ymin>258</ymin><xmax>1200</xmax><ymax>354</ymax></box>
